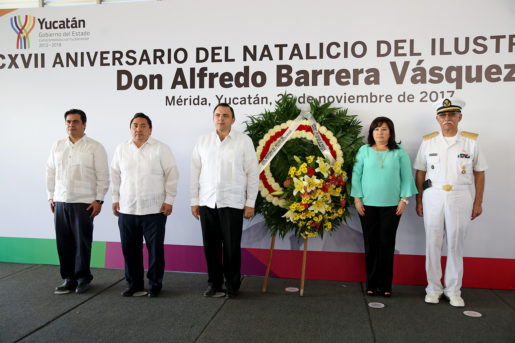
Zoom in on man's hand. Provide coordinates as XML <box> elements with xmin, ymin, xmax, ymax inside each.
<box><xmin>191</xmin><ymin>205</ymin><xmax>200</xmax><ymax>220</ymax></box>
<box><xmin>49</xmin><ymin>199</ymin><xmax>55</xmax><ymax>214</ymax></box>
<box><xmin>354</xmin><ymin>198</ymin><xmax>365</xmax><ymax>216</ymax></box>
<box><xmin>112</xmin><ymin>202</ymin><xmax>120</xmax><ymax>217</ymax></box>
<box><xmin>86</xmin><ymin>201</ymin><xmax>102</xmax><ymax>218</ymax></box>
<box><xmin>415</xmin><ymin>170</ymin><xmax>425</xmax><ymax>217</ymax></box>
<box><xmin>472</xmin><ymin>171</ymin><xmax>485</xmax><ymax>220</ymax></box>
<box><xmin>416</xmin><ymin>197</ymin><xmax>423</xmax><ymax>217</ymax></box>
<box><xmin>244</xmin><ymin>206</ymin><xmax>255</xmax><ymax>219</ymax></box>
<box><xmin>160</xmin><ymin>203</ymin><xmax>173</xmax><ymax>216</ymax></box>
<box><xmin>471</xmin><ymin>200</ymin><xmax>482</xmax><ymax>220</ymax></box>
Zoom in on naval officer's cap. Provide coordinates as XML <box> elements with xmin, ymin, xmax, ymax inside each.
<box><xmin>434</xmin><ymin>98</ymin><xmax>466</xmax><ymax>115</ymax></box>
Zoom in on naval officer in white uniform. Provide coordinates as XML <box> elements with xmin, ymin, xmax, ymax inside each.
<box><xmin>414</xmin><ymin>98</ymin><xmax>487</xmax><ymax>307</ymax></box>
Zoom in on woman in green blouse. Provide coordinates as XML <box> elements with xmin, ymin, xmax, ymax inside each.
<box><xmin>351</xmin><ymin>116</ymin><xmax>417</xmax><ymax>297</ymax></box>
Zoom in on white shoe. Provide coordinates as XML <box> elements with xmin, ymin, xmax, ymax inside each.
<box><xmin>449</xmin><ymin>295</ymin><xmax>465</xmax><ymax>307</ymax></box>
<box><xmin>425</xmin><ymin>293</ymin><xmax>440</xmax><ymax>304</ymax></box>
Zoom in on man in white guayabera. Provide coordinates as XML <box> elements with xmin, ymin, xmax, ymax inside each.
<box><xmin>190</xmin><ymin>103</ymin><xmax>259</xmax><ymax>299</ymax></box>
<box><xmin>46</xmin><ymin>109</ymin><xmax>109</xmax><ymax>295</ymax></box>
<box><xmin>111</xmin><ymin>113</ymin><xmax>179</xmax><ymax>298</ymax></box>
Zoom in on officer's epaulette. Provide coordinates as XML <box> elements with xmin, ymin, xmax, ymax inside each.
<box><xmin>461</xmin><ymin>131</ymin><xmax>478</xmax><ymax>140</ymax></box>
<box><xmin>423</xmin><ymin>132</ymin><xmax>439</xmax><ymax>140</ymax></box>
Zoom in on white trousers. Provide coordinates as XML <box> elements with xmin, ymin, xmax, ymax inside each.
<box><xmin>422</xmin><ymin>187</ymin><xmax>472</xmax><ymax>296</ymax></box>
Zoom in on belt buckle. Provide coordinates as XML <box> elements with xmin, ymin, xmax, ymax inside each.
<box><xmin>443</xmin><ymin>184</ymin><xmax>453</xmax><ymax>192</ymax></box>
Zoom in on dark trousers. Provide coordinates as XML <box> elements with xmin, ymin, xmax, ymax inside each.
<box><xmin>54</xmin><ymin>202</ymin><xmax>94</xmax><ymax>285</ymax></box>
<box><xmin>359</xmin><ymin>205</ymin><xmax>401</xmax><ymax>292</ymax></box>
<box><xmin>118</xmin><ymin>213</ymin><xmax>166</xmax><ymax>290</ymax></box>
<box><xmin>199</xmin><ymin>206</ymin><xmax>244</xmax><ymax>291</ymax></box>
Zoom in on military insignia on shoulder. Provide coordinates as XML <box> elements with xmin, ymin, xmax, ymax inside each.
<box><xmin>423</xmin><ymin>131</ymin><xmax>439</xmax><ymax>140</ymax></box>
<box><xmin>461</xmin><ymin>131</ymin><xmax>478</xmax><ymax>140</ymax></box>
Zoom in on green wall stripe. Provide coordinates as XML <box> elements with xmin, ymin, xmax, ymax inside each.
<box><xmin>0</xmin><ymin>237</ymin><xmax>106</xmax><ymax>267</ymax></box>
<box><xmin>91</xmin><ymin>241</ymin><xmax>106</xmax><ymax>267</ymax></box>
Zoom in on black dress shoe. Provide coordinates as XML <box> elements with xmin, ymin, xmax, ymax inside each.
<box><xmin>379</xmin><ymin>290</ymin><xmax>392</xmax><ymax>298</ymax></box>
<box><xmin>54</xmin><ymin>280</ymin><xmax>77</xmax><ymax>295</ymax></box>
<box><xmin>203</xmin><ymin>285</ymin><xmax>225</xmax><ymax>297</ymax></box>
<box><xmin>121</xmin><ymin>288</ymin><xmax>147</xmax><ymax>297</ymax></box>
<box><xmin>227</xmin><ymin>289</ymin><xmax>239</xmax><ymax>299</ymax></box>
<box><xmin>75</xmin><ymin>282</ymin><xmax>90</xmax><ymax>294</ymax></box>
<box><xmin>148</xmin><ymin>288</ymin><xmax>161</xmax><ymax>298</ymax></box>
<box><xmin>203</xmin><ymin>285</ymin><xmax>216</xmax><ymax>297</ymax></box>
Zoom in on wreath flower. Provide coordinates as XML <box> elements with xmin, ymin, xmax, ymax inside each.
<box><xmin>277</xmin><ymin>156</ymin><xmax>348</xmax><ymax>238</ymax></box>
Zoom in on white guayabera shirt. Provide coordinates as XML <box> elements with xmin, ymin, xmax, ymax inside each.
<box><xmin>46</xmin><ymin>135</ymin><xmax>109</xmax><ymax>203</ymax></box>
<box><xmin>190</xmin><ymin>130</ymin><xmax>259</xmax><ymax>209</ymax></box>
<box><xmin>111</xmin><ymin>137</ymin><xmax>179</xmax><ymax>215</ymax></box>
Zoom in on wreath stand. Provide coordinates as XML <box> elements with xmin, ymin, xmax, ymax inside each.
<box><xmin>262</xmin><ymin>233</ymin><xmax>309</xmax><ymax>296</ymax></box>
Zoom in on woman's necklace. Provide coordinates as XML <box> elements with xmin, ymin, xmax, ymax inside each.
<box><xmin>375</xmin><ymin>148</ymin><xmax>389</xmax><ymax>168</ymax></box>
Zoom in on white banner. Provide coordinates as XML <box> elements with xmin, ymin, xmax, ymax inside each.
<box><xmin>0</xmin><ymin>0</ymin><xmax>513</xmax><ymax>259</ymax></box>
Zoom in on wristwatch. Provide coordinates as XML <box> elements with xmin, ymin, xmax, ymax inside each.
<box><xmin>400</xmin><ymin>198</ymin><xmax>408</xmax><ymax>204</ymax></box>
<box><xmin>95</xmin><ymin>200</ymin><xmax>104</xmax><ymax>204</ymax></box>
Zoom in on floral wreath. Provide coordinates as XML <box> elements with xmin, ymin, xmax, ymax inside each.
<box><xmin>257</xmin><ymin>120</ymin><xmax>344</xmax><ymax>208</ymax></box>
<box><xmin>245</xmin><ymin>95</ymin><xmax>363</xmax><ymax>238</ymax></box>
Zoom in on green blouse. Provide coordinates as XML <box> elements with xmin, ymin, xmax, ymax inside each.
<box><xmin>351</xmin><ymin>145</ymin><xmax>418</xmax><ymax>206</ymax></box>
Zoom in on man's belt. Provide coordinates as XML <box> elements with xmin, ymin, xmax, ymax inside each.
<box><xmin>431</xmin><ymin>183</ymin><xmax>470</xmax><ymax>191</ymax></box>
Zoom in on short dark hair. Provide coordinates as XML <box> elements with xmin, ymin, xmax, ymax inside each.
<box><xmin>64</xmin><ymin>109</ymin><xmax>87</xmax><ymax>124</ymax></box>
<box><xmin>130</xmin><ymin>112</ymin><xmax>152</xmax><ymax>128</ymax></box>
<box><xmin>213</xmin><ymin>103</ymin><xmax>235</xmax><ymax>119</ymax></box>
<box><xmin>367</xmin><ymin>116</ymin><xmax>400</xmax><ymax>150</ymax></box>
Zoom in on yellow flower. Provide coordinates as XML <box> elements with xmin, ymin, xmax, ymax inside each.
<box><xmin>293</xmin><ymin>178</ymin><xmax>305</xmax><ymax>195</ymax></box>
<box><xmin>324</xmin><ymin>222</ymin><xmax>332</xmax><ymax>231</ymax></box>
<box><xmin>299</xmin><ymin>163</ymin><xmax>308</xmax><ymax>174</ymax></box>
<box><xmin>305</xmin><ymin>176</ymin><xmax>320</xmax><ymax>192</ymax></box>
<box><xmin>329</xmin><ymin>187</ymin><xmax>342</xmax><ymax>196</ymax></box>
<box><xmin>316</xmin><ymin>159</ymin><xmax>330</xmax><ymax>177</ymax></box>
<box><xmin>288</xmin><ymin>166</ymin><xmax>297</xmax><ymax>178</ymax></box>
<box><xmin>306</xmin><ymin>155</ymin><xmax>315</xmax><ymax>164</ymax></box>
<box><xmin>310</xmin><ymin>199</ymin><xmax>328</xmax><ymax>213</ymax></box>
<box><xmin>282</xmin><ymin>210</ymin><xmax>293</xmax><ymax>221</ymax></box>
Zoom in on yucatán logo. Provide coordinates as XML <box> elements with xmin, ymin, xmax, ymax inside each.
<box><xmin>11</xmin><ymin>15</ymin><xmax>36</xmax><ymax>49</ymax></box>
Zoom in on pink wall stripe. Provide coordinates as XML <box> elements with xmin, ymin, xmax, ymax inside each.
<box><xmin>104</xmin><ymin>242</ymin><xmax>515</xmax><ymax>289</ymax></box>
